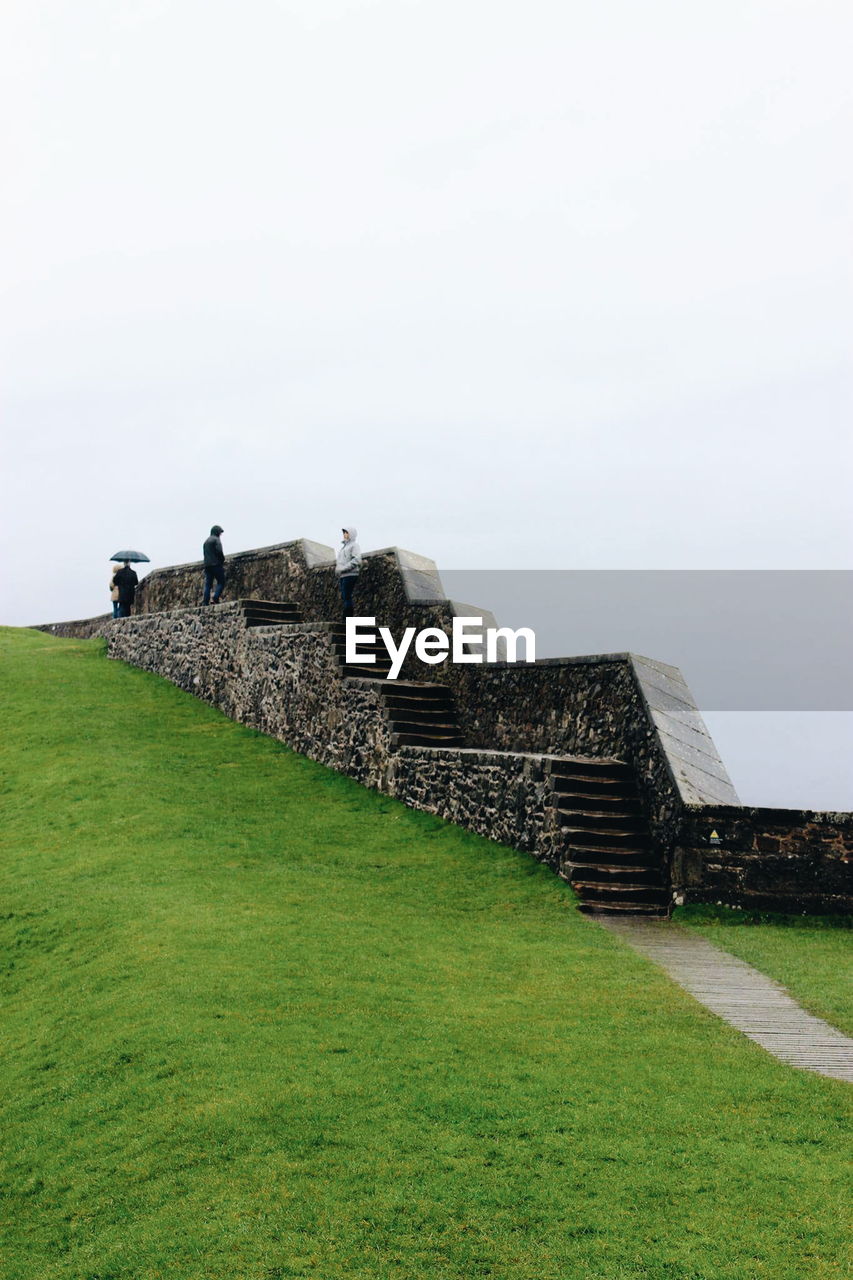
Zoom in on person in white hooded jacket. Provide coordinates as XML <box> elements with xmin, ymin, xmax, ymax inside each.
<box><xmin>335</xmin><ymin>527</ymin><xmax>362</xmax><ymax>617</ymax></box>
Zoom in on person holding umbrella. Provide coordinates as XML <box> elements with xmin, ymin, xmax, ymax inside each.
<box><xmin>113</xmin><ymin>561</ymin><xmax>139</xmax><ymax>617</ymax></box>
<box><xmin>109</xmin><ymin>550</ymin><xmax>150</xmax><ymax>618</ymax></box>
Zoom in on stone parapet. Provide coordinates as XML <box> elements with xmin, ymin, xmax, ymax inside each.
<box><xmin>673</xmin><ymin>806</ymin><xmax>853</xmax><ymax>914</ymax></box>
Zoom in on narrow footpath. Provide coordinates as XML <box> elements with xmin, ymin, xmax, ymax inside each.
<box><xmin>598</xmin><ymin>917</ymin><xmax>853</xmax><ymax>1083</ymax></box>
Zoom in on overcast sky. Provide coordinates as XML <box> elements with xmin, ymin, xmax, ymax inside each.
<box><xmin>2</xmin><ymin>1</ymin><xmax>851</xmax><ymax>804</ymax></box>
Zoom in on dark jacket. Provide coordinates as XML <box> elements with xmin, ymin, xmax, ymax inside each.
<box><xmin>203</xmin><ymin>534</ymin><xmax>225</xmax><ymax>568</ymax></box>
<box><xmin>114</xmin><ymin>566</ymin><xmax>138</xmax><ymax>605</ymax></box>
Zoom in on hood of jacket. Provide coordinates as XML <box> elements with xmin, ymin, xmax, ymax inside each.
<box><xmin>342</xmin><ymin>526</ymin><xmax>357</xmax><ymax>542</ymax></box>
<box><xmin>336</xmin><ymin>528</ymin><xmax>362</xmax><ymax>576</ymax></box>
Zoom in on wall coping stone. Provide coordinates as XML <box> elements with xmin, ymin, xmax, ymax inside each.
<box><xmin>683</xmin><ymin>803</ymin><xmax>853</xmax><ymax>825</ymax></box>
<box><xmin>630</xmin><ymin>653</ymin><xmax>740</xmax><ymax>807</ymax></box>
<box><xmin>126</xmin><ymin>537</ymin><xmax>336</xmax><ymax>577</ymax></box>
<box><xmin>309</xmin><ymin>544</ymin><xmax>447</xmax><ymax>602</ymax></box>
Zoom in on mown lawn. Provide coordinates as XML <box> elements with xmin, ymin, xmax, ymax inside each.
<box><xmin>0</xmin><ymin>626</ymin><xmax>850</xmax><ymax>1280</ymax></box>
<box><xmin>675</xmin><ymin>905</ymin><xmax>852</xmax><ymax>1037</ymax></box>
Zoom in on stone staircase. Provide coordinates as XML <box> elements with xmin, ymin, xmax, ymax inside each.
<box><xmin>327</xmin><ymin>623</ymin><xmax>394</xmax><ymax>679</ymax></box>
<box><xmin>552</xmin><ymin>758</ymin><xmax>671</xmax><ymax>917</ymax></box>
<box><xmin>237</xmin><ymin>599</ymin><xmax>303</xmax><ymax>627</ymax></box>
<box><xmin>326</xmin><ymin>624</ymin><xmax>465</xmax><ymax>748</ymax></box>
<box><xmin>382</xmin><ymin>682</ymin><xmax>465</xmax><ymax>748</ymax></box>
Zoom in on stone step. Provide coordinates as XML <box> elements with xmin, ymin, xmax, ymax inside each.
<box><xmin>240</xmin><ymin>602</ymin><xmax>302</xmax><ymax>627</ymax></box>
<box><xmin>563</xmin><ymin>845</ymin><xmax>656</xmax><ymax>863</ymax></box>
<box><xmin>557</xmin><ymin>812</ymin><xmax>645</xmax><ymax>831</ymax></box>
<box><xmin>383</xmin><ymin>685</ymin><xmax>455</xmax><ymax>701</ymax></box>
<box><xmin>567</xmin><ymin>868</ymin><xmax>666</xmax><ymax>889</ymax></box>
<box><xmin>389</xmin><ymin>719</ymin><xmax>461</xmax><ymax>735</ymax></box>
<box><xmin>566</xmin><ymin>824</ymin><xmax>647</xmax><ymax>840</ymax></box>
<box><xmin>383</xmin><ymin>696</ymin><xmax>455</xmax><ymax>713</ymax></box>
<box><xmin>383</xmin><ymin>699</ymin><xmax>456</xmax><ymax>717</ymax></box>
<box><xmin>381</xmin><ymin>681</ymin><xmax>454</xmax><ymax>699</ymax></box>
<box><xmin>563</xmin><ymin>861</ymin><xmax>662</xmax><ymax>877</ymax></box>
<box><xmin>551</xmin><ymin>758</ymin><xmax>633</xmax><ymax>780</ymax></box>
<box><xmin>564</xmin><ymin>839</ymin><xmax>651</xmax><ymax>857</ymax></box>
<box><xmin>575</xmin><ymin>882</ymin><xmax>670</xmax><ymax>904</ymax></box>
<box><xmin>241</xmin><ymin>603</ymin><xmax>301</xmax><ymax>612</ymax></box>
<box><xmin>394</xmin><ymin>732</ymin><xmax>466</xmax><ymax>748</ymax></box>
<box><xmin>244</xmin><ymin>615</ymin><xmax>301</xmax><ymax>627</ymax></box>
<box><xmin>239</xmin><ymin>600</ymin><xmax>300</xmax><ymax>609</ymax></box>
<box><xmin>556</xmin><ymin>792</ymin><xmax>641</xmax><ymax>812</ymax></box>
<box><xmin>561</xmin><ymin>805</ymin><xmax>641</xmax><ymax>816</ymax></box>
<box><xmin>242</xmin><ymin>603</ymin><xmax>301</xmax><ymax>612</ymax></box>
<box><xmin>552</xmin><ymin>774</ymin><xmax>636</xmax><ymax>795</ymax></box>
<box><xmin>238</xmin><ymin>598</ymin><xmax>300</xmax><ymax>609</ymax></box>
<box><xmin>572</xmin><ymin>879</ymin><xmax>667</xmax><ymax>895</ymax></box>
<box><xmin>560</xmin><ymin>827</ymin><xmax>651</xmax><ymax>848</ymax></box>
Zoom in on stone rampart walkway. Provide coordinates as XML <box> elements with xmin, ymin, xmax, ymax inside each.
<box><xmin>598</xmin><ymin>917</ymin><xmax>853</xmax><ymax>1083</ymax></box>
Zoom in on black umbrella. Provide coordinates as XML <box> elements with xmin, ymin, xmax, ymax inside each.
<box><xmin>110</xmin><ymin>550</ymin><xmax>150</xmax><ymax>563</ymax></box>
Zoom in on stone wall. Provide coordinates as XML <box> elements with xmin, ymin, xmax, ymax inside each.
<box><xmin>673</xmin><ymin>806</ymin><xmax>853</xmax><ymax>914</ymax></box>
<box><xmin>133</xmin><ymin>538</ymin><xmax>454</xmax><ymax>632</ymax></box>
<box><xmin>133</xmin><ymin>540</ymin><xmax>334</xmax><ymax>616</ymax></box>
<box><xmin>34</xmin><ymin>536</ymin><xmax>852</xmax><ymax>914</ymax></box>
<box><xmin>97</xmin><ymin>603</ymin><xmax>853</xmax><ymax>913</ymax></box>
<box><xmin>391</xmin><ymin>746</ymin><xmax>562</xmax><ymax>866</ymax></box>
<box><xmin>39</xmin><ymin>614</ymin><xmax>113</xmax><ymax>639</ymax></box>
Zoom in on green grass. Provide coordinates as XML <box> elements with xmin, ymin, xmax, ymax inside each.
<box><xmin>1</xmin><ymin>626</ymin><xmax>851</xmax><ymax>1280</ymax></box>
<box><xmin>675</xmin><ymin>905</ymin><xmax>852</xmax><ymax>1037</ymax></box>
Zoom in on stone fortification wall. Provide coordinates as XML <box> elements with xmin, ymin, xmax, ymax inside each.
<box><xmin>35</xmin><ymin>537</ymin><xmax>851</xmax><ymax>914</ymax></box>
<box><xmin>673</xmin><ymin>806</ymin><xmax>853</xmax><ymax>914</ymax></box>
<box><xmin>101</xmin><ymin>604</ymin><xmax>852</xmax><ymax>912</ymax></box>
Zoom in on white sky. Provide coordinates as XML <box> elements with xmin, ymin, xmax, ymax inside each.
<box><xmin>2</xmin><ymin>1</ymin><xmax>851</xmax><ymax>803</ymax></box>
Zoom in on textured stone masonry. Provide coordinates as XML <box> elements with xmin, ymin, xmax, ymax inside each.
<box><xmin>674</xmin><ymin>806</ymin><xmax>853</xmax><ymax>913</ymax></box>
<box><xmin>35</xmin><ymin>538</ymin><xmax>853</xmax><ymax>914</ymax></box>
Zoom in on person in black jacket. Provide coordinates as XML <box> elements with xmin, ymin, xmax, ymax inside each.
<box><xmin>202</xmin><ymin>525</ymin><xmax>226</xmax><ymax>605</ymax></box>
<box><xmin>113</xmin><ymin>562</ymin><xmax>139</xmax><ymax>617</ymax></box>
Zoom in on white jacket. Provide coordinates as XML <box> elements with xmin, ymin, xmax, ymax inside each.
<box><xmin>335</xmin><ymin>527</ymin><xmax>363</xmax><ymax>578</ymax></box>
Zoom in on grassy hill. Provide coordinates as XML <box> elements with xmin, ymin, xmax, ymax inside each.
<box><xmin>1</xmin><ymin>627</ymin><xmax>850</xmax><ymax>1280</ymax></box>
